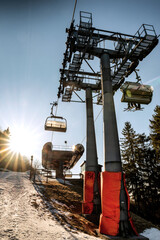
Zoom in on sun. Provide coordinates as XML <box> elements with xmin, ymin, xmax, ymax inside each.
<box><xmin>9</xmin><ymin>125</ymin><xmax>37</xmax><ymax>156</ymax></box>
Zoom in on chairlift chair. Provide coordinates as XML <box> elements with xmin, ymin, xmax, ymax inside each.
<box><xmin>45</xmin><ymin>115</ymin><xmax>67</xmax><ymax>132</ymax></box>
<box><xmin>120</xmin><ymin>81</ymin><xmax>153</xmax><ymax>105</ymax></box>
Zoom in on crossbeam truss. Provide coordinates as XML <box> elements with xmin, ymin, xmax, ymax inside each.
<box><xmin>58</xmin><ymin>11</ymin><xmax>158</xmax><ymax>104</ymax></box>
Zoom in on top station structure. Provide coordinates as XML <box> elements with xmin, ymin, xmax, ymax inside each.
<box><xmin>56</xmin><ymin>11</ymin><xmax>158</xmax><ymax>238</ymax></box>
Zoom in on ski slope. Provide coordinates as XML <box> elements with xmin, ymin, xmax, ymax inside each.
<box><xmin>0</xmin><ymin>171</ymin><xmax>159</xmax><ymax>240</ymax></box>
<box><xmin>0</xmin><ymin>171</ymin><xmax>97</xmax><ymax>240</ymax></box>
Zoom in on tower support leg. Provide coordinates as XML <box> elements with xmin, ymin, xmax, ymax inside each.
<box><xmin>99</xmin><ymin>53</ymin><xmax>138</xmax><ymax>237</ymax></box>
<box><xmin>56</xmin><ymin>162</ymin><xmax>64</xmax><ymax>179</ymax></box>
<box><xmin>82</xmin><ymin>88</ymin><xmax>101</xmax><ymax>218</ymax></box>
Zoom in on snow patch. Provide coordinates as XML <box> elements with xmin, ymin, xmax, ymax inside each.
<box><xmin>51</xmin><ymin>198</ymin><xmax>69</xmax><ymax>209</ymax></box>
<box><xmin>57</xmin><ymin>178</ymin><xmax>73</xmax><ymax>185</ymax></box>
<box><xmin>141</xmin><ymin>228</ymin><xmax>160</xmax><ymax>240</ymax></box>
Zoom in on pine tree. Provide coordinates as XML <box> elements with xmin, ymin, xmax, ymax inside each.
<box><xmin>121</xmin><ymin>125</ymin><xmax>160</xmax><ymax>223</ymax></box>
<box><xmin>141</xmin><ymin>147</ymin><xmax>160</xmax><ymax>223</ymax></box>
<box><xmin>121</xmin><ymin>122</ymin><xmax>140</xmax><ymax>208</ymax></box>
<box><xmin>134</xmin><ymin>133</ymin><xmax>149</xmax><ymax>204</ymax></box>
<box><xmin>150</xmin><ymin>105</ymin><xmax>160</xmax><ymax>155</ymax></box>
<box><xmin>0</xmin><ymin>128</ymin><xmax>10</xmax><ymax>169</ymax></box>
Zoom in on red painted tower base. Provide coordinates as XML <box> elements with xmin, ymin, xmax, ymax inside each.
<box><xmin>82</xmin><ymin>171</ymin><xmax>95</xmax><ymax>214</ymax></box>
<box><xmin>99</xmin><ymin>171</ymin><xmax>138</xmax><ymax>236</ymax></box>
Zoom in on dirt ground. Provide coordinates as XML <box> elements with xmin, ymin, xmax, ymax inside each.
<box><xmin>36</xmin><ymin>178</ymin><xmax>97</xmax><ymax>236</ymax></box>
<box><xmin>36</xmin><ymin>176</ymin><xmax>159</xmax><ymax>237</ymax></box>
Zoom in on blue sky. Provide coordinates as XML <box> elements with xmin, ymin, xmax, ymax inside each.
<box><xmin>0</xmin><ymin>0</ymin><xmax>159</xmax><ymax>172</ymax></box>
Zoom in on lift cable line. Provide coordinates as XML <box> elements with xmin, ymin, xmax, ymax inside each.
<box><xmin>71</xmin><ymin>0</ymin><xmax>77</xmax><ymax>24</ymax></box>
<box><xmin>80</xmin><ymin>107</ymin><xmax>103</xmax><ymax>144</ymax></box>
<box><xmin>145</xmin><ymin>75</ymin><xmax>160</xmax><ymax>84</ymax></box>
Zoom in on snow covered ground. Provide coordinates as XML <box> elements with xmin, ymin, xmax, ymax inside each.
<box><xmin>141</xmin><ymin>228</ymin><xmax>160</xmax><ymax>240</ymax></box>
<box><xmin>0</xmin><ymin>171</ymin><xmax>97</xmax><ymax>240</ymax></box>
<box><xmin>0</xmin><ymin>171</ymin><xmax>160</xmax><ymax>240</ymax></box>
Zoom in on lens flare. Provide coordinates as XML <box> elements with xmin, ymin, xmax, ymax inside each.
<box><xmin>9</xmin><ymin>125</ymin><xmax>37</xmax><ymax>156</ymax></box>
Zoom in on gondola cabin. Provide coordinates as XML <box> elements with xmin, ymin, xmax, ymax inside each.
<box><xmin>120</xmin><ymin>81</ymin><xmax>153</xmax><ymax>104</ymax></box>
<box><xmin>45</xmin><ymin>116</ymin><xmax>67</xmax><ymax>132</ymax></box>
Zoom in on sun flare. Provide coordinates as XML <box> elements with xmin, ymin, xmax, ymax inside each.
<box><xmin>9</xmin><ymin>125</ymin><xmax>37</xmax><ymax>156</ymax></box>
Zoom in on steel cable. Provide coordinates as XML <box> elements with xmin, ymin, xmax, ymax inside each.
<box><xmin>81</xmin><ymin>107</ymin><xmax>103</xmax><ymax>144</ymax></box>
